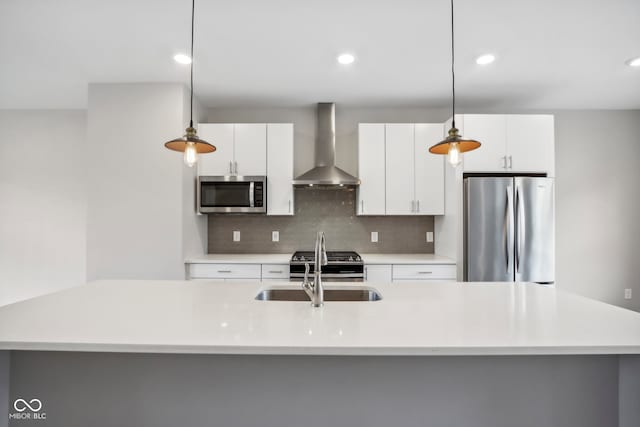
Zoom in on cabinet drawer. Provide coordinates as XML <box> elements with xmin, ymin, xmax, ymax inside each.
<box><xmin>189</xmin><ymin>263</ymin><xmax>261</xmax><ymax>279</ymax></box>
<box><xmin>392</xmin><ymin>264</ymin><xmax>456</xmax><ymax>280</ymax></box>
<box><xmin>261</xmin><ymin>264</ymin><xmax>290</xmax><ymax>279</ymax></box>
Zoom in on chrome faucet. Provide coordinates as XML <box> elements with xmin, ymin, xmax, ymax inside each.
<box><xmin>302</xmin><ymin>231</ymin><xmax>328</xmax><ymax>307</ymax></box>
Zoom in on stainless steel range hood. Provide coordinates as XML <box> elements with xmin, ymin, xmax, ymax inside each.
<box><xmin>293</xmin><ymin>103</ymin><xmax>360</xmax><ymax>186</ymax></box>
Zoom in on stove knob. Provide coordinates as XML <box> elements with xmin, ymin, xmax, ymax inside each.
<box><xmin>355</xmin><ymin>256</ymin><xmax>361</xmax><ymax>262</ymax></box>
<box><xmin>348</xmin><ymin>256</ymin><xmax>354</xmax><ymax>261</ymax></box>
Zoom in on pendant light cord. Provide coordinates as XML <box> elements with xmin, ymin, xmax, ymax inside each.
<box><xmin>450</xmin><ymin>0</ymin><xmax>456</xmax><ymax>129</ymax></box>
<box><xmin>189</xmin><ymin>0</ymin><xmax>195</xmax><ymax>128</ymax></box>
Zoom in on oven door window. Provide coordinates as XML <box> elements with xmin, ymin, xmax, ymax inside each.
<box><xmin>201</xmin><ymin>182</ymin><xmax>251</xmax><ymax>207</ymax></box>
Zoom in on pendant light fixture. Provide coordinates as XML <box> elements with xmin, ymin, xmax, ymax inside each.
<box><xmin>429</xmin><ymin>0</ymin><xmax>480</xmax><ymax>167</ymax></box>
<box><xmin>164</xmin><ymin>0</ymin><xmax>215</xmax><ymax>167</ymax></box>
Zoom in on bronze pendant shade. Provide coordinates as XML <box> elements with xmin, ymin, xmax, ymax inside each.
<box><xmin>428</xmin><ymin>0</ymin><xmax>481</xmax><ymax>163</ymax></box>
<box><xmin>165</xmin><ymin>127</ymin><xmax>216</xmax><ymax>154</ymax></box>
<box><xmin>429</xmin><ymin>127</ymin><xmax>480</xmax><ymax>155</ymax></box>
<box><xmin>164</xmin><ymin>0</ymin><xmax>215</xmax><ymax>164</ymax></box>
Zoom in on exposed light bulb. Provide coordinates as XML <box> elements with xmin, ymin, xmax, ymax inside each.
<box><xmin>183</xmin><ymin>141</ymin><xmax>198</xmax><ymax>167</ymax></box>
<box><xmin>447</xmin><ymin>142</ymin><xmax>461</xmax><ymax>167</ymax></box>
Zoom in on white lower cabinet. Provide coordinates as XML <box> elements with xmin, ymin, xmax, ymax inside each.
<box><xmin>364</xmin><ymin>265</ymin><xmax>392</xmax><ymax>283</ymax></box>
<box><xmin>187</xmin><ymin>263</ymin><xmax>290</xmax><ymax>281</ymax></box>
<box><xmin>261</xmin><ymin>264</ymin><xmax>290</xmax><ymax>280</ymax></box>
<box><xmin>392</xmin><ymin>264</ymin><xmax>456</xmax><ymax>282</ymax></box>
<box><xmin>188</xmin><ymin>263</ymin><xmax>261</xmax><ymax>280</ymax></box>
<box><xmin>364</xmin><ymin>263</ymin><xmax>456</xmax><ymax>283</ymax></box>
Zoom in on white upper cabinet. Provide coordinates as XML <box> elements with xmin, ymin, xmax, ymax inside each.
<box><xmin>266</xmin><ymin>123</ymin><xmax>294</xmax><ymax>215</ymax></box>
<box><xmin>458</xmin><ymin>115</ymin><xmax>507</xmax><ymax>172</ymax></box>
<box><xmin>197</xmin><ymin>123</ymin><xmax>267</xmax><ymax>176</ymax></box>
<box><xmin>458</xmin><ymin>114</ymin><xmax>555</xmax><ymax>176</ymax></box>
<box><xmin>234</xmin><ymin>124</ymin><xmax>267</xmax><ymax>176</ymax></box>
<box><xmin>358</xmin><ymin>123</ymin><xmax>444</xmax><ymax>216</ymax></box>
<box><xmin>506</xmin><ymin>115</ymin><xmax>555</xmax><ymax>176</ymax></box>
<box><xmin>414</xmin><ymin>124</ymin><xmax>445</xmax><ymax>215</ymax></box>
<box><xmin>357</xmin><ymin>124</ymin><xmax>386</xmax><ymax>215</ymax></box>
<box><xmin>385</xmin><ymin>124</ymin><xmax>416</xmax><ymax>215</ymax></box>
<box><xmin>197</xmin><ymin>123</ymin><xmax>234</xmax><ymax>175</ymax></box>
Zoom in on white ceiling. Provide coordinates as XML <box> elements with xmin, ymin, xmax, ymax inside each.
<box><xmin>1</xmin><ymin>0</ymin><xmax>639</xmax><ymax>110</ymax></box>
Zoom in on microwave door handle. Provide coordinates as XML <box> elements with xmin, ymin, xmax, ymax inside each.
<box><xmin>249</xmin><ymin>181</ymin><xmax>255</xmax><ymax>207</ymax></box>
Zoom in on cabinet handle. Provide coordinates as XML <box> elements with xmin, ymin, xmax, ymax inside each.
<box><xmin>288</xmin><ymin>200</ymin><xmax>292</xmax><ymax>214</ymax></box>
<box><xmin>218</xmin><ymin>270</ymin><xmax>232</xmax><ymax>273</ymax></box>
<box><xmin>234</xmin><ymin>161</ymin><xmax>238</xmax><ymax>175</ymax></box>
<box><xmin>361</xmin><ymin>200</ymin><xmax>364</xmax><ymax>213</ymax></box>
<box><xmin>502</xmin><ymin>156</ymin><xmax>507</xmax><ymax>169</ymax></box>
<box><xmin>417</xmin><ymin>271</ymin><xmax>433</xmax><ymax>274</ymax></box>
<box><xmin>229</xmin><ymin>161</ymin><xmax>233</xmax><ymax>174</ymax></box>
<box><xmin>411</xmin><ymin>200</ymin><xmax>415</xmax><ymax>212</ymax></box>
<box><xmin>268</xmin><ymin>270</ymin><xmax>283</xmax><ymax>274</ymax></box>
<box><xmin>417</xmin><ymin>200</ymin><xmax>420</xmax><ymax>213</ymax></box>
<box><xmin>508</xmin><ymin>156</ymin><xmax>513</xmax><ymax>169</ymax></box>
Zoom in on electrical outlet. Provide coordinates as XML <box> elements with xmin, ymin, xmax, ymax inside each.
<box><xmin>272</xmin><ymin>231</ymin><xmax>280</xmax><ymax>242</ymax></box>
<box><xmin>426</xmin><ymin>232</ymin><xmax>434</xmax><ymax>243</ymax></box>
<box><xmin>233</xmin><ymin>231</ymin><xmax>241</xmax><ymax>242</ymax></box>
<box><xmin>371</xmin><ymin>231</ymin><xmax>379</xmax><ymax>243</ymax></box>
<box><xmin>624</xmin><ymin>288</ymin><xmax>632</xmax><ymax>300</ymax></box>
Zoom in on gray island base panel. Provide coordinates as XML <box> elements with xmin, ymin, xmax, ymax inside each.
<box><xmin>3</xmin><ymin>352</ymin><xmax>638</xmax><ymax>427</ymax></box>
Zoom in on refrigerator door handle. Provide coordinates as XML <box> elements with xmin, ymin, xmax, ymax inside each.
<box><xmin>515</xmin><ymin>186</ymin><xmax>525</xmax><ymax>274</ymax></box>
<box><xmin>505</xmin><ymin>186</ymin><xmax>514</xmax><ymax>273</ymax></box>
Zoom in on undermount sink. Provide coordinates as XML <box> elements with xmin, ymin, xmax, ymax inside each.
<box><xmin>255</xmin><ymin>287</ymin><xmax>382</xmax><ymax>302</ymax></box>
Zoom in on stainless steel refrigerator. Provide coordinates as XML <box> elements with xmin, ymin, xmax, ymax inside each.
<box><xmin>464</xmin><ymin>176</ymin><xmax>555</xmax><ymax>284</ymax></box>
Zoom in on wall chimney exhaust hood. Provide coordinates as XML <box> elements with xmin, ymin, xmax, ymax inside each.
<box><xmin>293</xmin><ymin>103</ymin><xmax>360</xmax><ymax>187</ymax></box>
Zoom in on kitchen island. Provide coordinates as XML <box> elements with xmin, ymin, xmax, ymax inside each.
<box><xmin>1</xmin><ymin>280</ymin><xmax>639</xmax><ymax>426</ymax></box>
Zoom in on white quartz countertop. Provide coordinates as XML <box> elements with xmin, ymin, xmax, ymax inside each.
<box><xmin>360</xmin><ymin>253</ymin><xmax>455</xmax><ymax>264</ymax></box>
<box><xmin>185</xmin><ymin>254</ymin><xmax>291</xmax><ymax>264</ymax></box>
<box><xmin>185</xmin><ymin>253</ymin><xmax>455</xmax><ymax>265</ymax></box>
<box><xmin>1</xmin><ymin>280</ymin><xmax>640</xmax><ymax>355</ymax></box>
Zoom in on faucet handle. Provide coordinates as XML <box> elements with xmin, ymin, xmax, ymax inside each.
<box><xmin>303</xmin><ymin>262</ymin><xmax>311</xmax><ymax>284</ymax></box>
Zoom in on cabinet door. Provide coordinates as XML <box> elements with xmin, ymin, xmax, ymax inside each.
<box><xmin>461</xmin><ymin>115</ymin><xmax>508</xmax><ymax>172</ymax></box>
<box><xmin>266</xmin><ymin>124</ymin><xmax>294</xmax><ymax>215</ymax></box>
<box><xmin>364</xmin><ymin>264</ymin><xmax>392</xmax><ymax>283</ymax></box>
<box><xmin>234</xmin><ymin>124</ymin><xmax>267</xmax><ymax>175</ymax></box>
<box><xmin>385</xmin><ymin>124</ymin><xmax>415</xmax><ymax>215</ymax></box>
<box><xmin>414</xmin><ymin>124</ymin><xmax>445</xmax><ymax>215</ymax></box>
<box><xmin>357</xmin><ymin>124</ymin><xmax>386</xmax><ymax>215</ymax></box>
<box><xmin>197</xmin><ymin>124</ymin><xmax>234</xmax><ymax>175</ymax></box>
<box><xmin>506</xmin><ymin>115</ymin><xmax>555</xmax><ymax>176</ymax></box>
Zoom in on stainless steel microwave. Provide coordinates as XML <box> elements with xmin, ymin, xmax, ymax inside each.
<box><xmin>198</xmin><ymin>176</ymin><xmax>266</xmax><ymax>214</ymax></box>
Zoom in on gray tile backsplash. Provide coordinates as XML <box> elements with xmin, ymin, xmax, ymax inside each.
<box><xmin>208</xmin><ymin>188</ymin><xmax>434</xmax><ymax>254</ymax></box>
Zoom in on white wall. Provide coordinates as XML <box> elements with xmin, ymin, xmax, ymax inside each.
<box><xmin>182</xmin><ymin>94</ymin><xmax>208</xmax><ymax>260</ymax></box>
<box><xmin>87</xmin><ymin>84</ymin><xmax>188</xmax><ymax>280</ymax></box>
<box><xmin>0</xmin><ymin>110</ymin><xmax>86</xmax><ymax>306</ymax></box>
<box><xmin>555</xmin><ymin>110</ymin><xmax>640</xmax><ymax>311</ymax></box>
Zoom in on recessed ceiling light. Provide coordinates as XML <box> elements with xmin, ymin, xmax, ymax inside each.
<box><xmin>627</xmin><ymin>57</ymin><xmax>640</xmax><ymax>67</ymax></box>
<box><xmin>337</xmin><ymin>53</ymin><xmax>355</xmax><ymax>65</ymax></box>
<box><xmin>173</xmin><ymin>54</ymin><xmax>192</xmax><ymax>65</ymax></box>
<box><xmin>476</xmin><ymin>54</ymin><xmax>496</xmax><ymax>65</ymax></box>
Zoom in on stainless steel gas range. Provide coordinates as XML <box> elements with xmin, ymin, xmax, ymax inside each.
<box><xmin>289</xmin><ymin>251</ymin><xmax>364</xmax><ymax>282</ymax></box>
